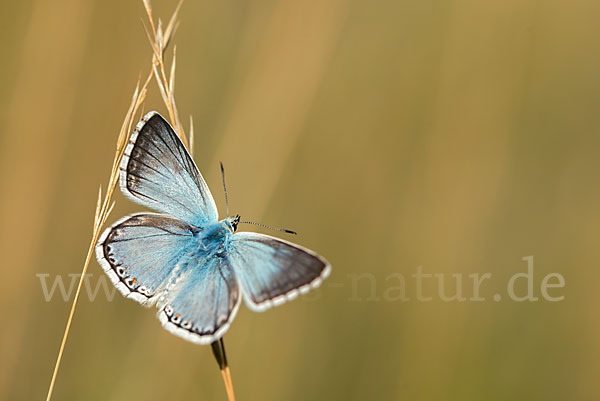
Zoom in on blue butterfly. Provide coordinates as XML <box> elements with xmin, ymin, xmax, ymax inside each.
<box><xmin>95</xmin><ymin>111</ymin><xmax>330</xmax><ymax>344</ymax></box>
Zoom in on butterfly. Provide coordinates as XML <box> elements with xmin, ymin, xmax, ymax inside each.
<box><xmin>95</xmin><ymin>111</ymin><xmax>330</xmax><ymax>344</ymax></box>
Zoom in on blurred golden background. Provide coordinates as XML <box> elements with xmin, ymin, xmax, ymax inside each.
<box><xmin>1</xmin><ymin>0</ymin><xmax>599</xmax><ymax>400</ymax></box>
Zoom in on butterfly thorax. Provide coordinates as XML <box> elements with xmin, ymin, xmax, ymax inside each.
<box><xmin>195</xmin><ymin>216</ymin><xmax>239</xmax><ymax>255</ymax></box>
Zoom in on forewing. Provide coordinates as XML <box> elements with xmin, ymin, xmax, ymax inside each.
<box><xmin>96</xmin><ymin>213</ymin><xmax>195</xmax><ymax>305</ymax></box>
<box><xmin>228</xmin><ymin>232</ymin><xmax>331</xmax><ymax>311</ymax></box>
<box><xmin>157</xmin><ymin>257</ymin><xmax>240</xmax><ymax>344</ymax></box>
<box><xmin>120</xmin><ymin>111</ymin><xmax>218</xmax><ymax>226</ymax></box>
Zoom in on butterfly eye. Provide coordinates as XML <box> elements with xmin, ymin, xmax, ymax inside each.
<box><xmin>116</xmin><ymin>266</ymin><xmax>127</xmax><ymax>277</ymax></box>
<box><xmin>126</xmin><ymin>277</ymin><xmax>137</xmax><ymax>288</ymax></box>
<box><xmin>182</xmin><ymin>320</ymin><xmax>192</xmax><ymax>329</ymax></box>
<box><xmin>164</xmin><ymin>306</ymin><xmax>174</xmax><ymax>317</ymax></box>
<box><xmin>172</xmin><ymin>314</ymin><xmax>181</xmax><ymax>324</ymax></box>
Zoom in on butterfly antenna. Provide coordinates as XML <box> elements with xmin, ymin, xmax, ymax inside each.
<box><xmin>220</xmin><ymin>162</ymin><xmax>229</xmax><ymax>217</ymax></box>
<box><xmin>239</xmin><ymin>221</ymin><xmax>297</xmax><ymax>235</ymax></box>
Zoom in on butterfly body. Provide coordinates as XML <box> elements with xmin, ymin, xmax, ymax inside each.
<box><xmin>194</xmin><ymin>218</ymin><xmax>236</xmax><ymax>255</ymax></box>
<box><xmin>96</xmin><ymin>111</ymin><xmax>330</xmax><ymax>344</ymax></box>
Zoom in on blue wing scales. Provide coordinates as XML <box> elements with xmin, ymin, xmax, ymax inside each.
<box><xmin>157</xmin><ymin>256</ymin><xmax>241</xmax><ymax>344</ymax></box>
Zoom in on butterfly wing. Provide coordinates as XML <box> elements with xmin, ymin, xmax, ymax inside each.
<box><xmin>227</xmin><ymin>232</ymin><xmax>331</xmax><ymax>311</ymax></box>
<box><xmin>157</xmin><ymin>256</ymin><xmax>240</xmax><ymax>344</ymax></box>
<box><xmin>95</xmin><ymin>213</ymin><xmax>195</xmax><ymax>305</ymax></box>
<box><xmin>120</xmin><ymin>111</ymin><xmax>218</xmax><ymax>226</ymax></box>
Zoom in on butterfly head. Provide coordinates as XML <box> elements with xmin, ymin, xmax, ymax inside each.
<box><xmin>224</xmin><ymin>215</ymin><xmax>241</xmax><ymax>232</ymax></box>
